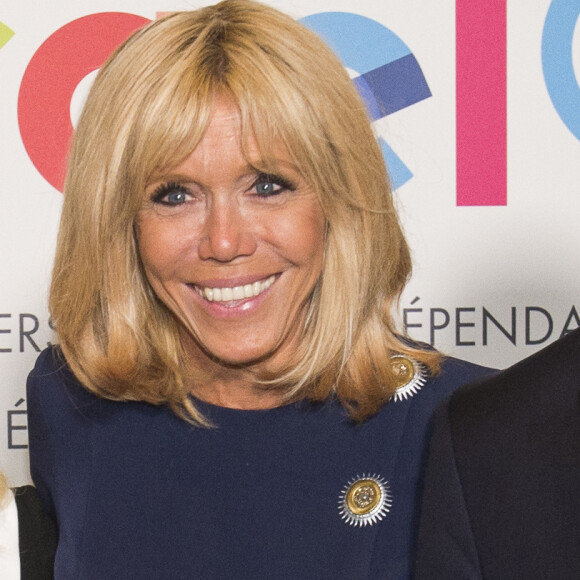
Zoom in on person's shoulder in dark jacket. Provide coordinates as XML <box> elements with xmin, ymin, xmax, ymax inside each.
<box><xmin>415</xmin><ymin>328</ymin><xmax>580</xmax><ymax>580</ymax></box>
<box><xmin>450</xmin><ymin>326</ymin><xmax>580</xmax><ymax>424</ymax></box>
<box><xmin>14</xmin><ymin>485</ymin><xmax>57</xmax><ymax>580</ymax></box>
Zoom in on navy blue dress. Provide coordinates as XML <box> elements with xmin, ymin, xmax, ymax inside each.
<box><xmin>27</xmin><ymin>347</ymin><xmax>492</xmax><ymax>579</ymax></box>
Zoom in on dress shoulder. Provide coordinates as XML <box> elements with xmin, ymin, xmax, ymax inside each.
<box><xmin>26</xmin><ymin>346</ymin><xmax>97</xmax><ymax>524</ymax></box>
<box><xmin>27</xmin><ymin>345</ymin><xmax>70</xmax><ymax>406</ymax></box>
<box><xmin>29</xmin><ymin>344</ymin><xmax>66</xmax><ymax>377</ymax></box>
<box><xmin>27</xmin><ymin>346</ymin><xmax>99</xmax><ymax>415</ymax></box>
<box><xmin>398</xmin><ymin>353</ymin><xmax>495</xmax><ymax>415</ymax></box>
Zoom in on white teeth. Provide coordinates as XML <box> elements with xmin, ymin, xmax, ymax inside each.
<box><xmin>196</xmin><ymin>275</ymin><xmax>276</xmax><ymax>303</ymax></box>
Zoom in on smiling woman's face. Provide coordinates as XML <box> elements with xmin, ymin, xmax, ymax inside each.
<box><xmin>136</xmin><ymin>95</ymin><xmax>325</xmax><ymax>375</ymax></box>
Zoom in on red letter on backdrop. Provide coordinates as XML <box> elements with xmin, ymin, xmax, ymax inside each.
<box><xmin>18</xmin><ymin>13</ymin><xmax>150</xmax><ymax>192</ymax></box>
<box><xmin>456</xmin><ymin>0</ymin><xmax>507</xmax><ymax>206</ymax></box>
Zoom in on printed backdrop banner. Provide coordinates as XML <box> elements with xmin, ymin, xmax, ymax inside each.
<box><xmin>1</xmin><ymin>0</ymin><xmax>579</xmax><ymax>484</ymax></box>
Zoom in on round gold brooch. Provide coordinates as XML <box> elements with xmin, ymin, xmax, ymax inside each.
<box><xmin>338</xmin><ymin>474</ymin><xmax>392</xmax><ymax>527</ymax></box>
<box><xmin>390</xmin><ymin>355</ymin><xmax>427</xmax><ymax>402</ymax></box>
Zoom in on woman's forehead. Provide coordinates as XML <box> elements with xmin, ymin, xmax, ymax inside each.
<box><xmin>150</xmin><ymin>96</ymin><xmax>298</xmax><ymax>176</ymax></box>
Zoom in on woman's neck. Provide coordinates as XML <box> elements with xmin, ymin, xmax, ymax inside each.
<box><xmin>191</xmin><ymin>376</ymin><xmax>286</xmax><ymax>410</ymax></box>
<box><xmin>181</xmin><ymin>334</ymin><xmax>287</xmax><ymax>410</ymax></box>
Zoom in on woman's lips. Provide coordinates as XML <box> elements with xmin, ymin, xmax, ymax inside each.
<box><xmin>192</xmin><ymin>274</ymin><xmax>276</xmax><ymax>303</ymax></box>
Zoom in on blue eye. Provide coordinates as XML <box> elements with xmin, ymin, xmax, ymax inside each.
<box><xmin>255</xmin><ymin>181</ymin><xmax>280</xmax><ymax>196</ymax></box>
<box><xmin>253</xmin><ymin>173</ymin><xmax>295</xmax><ymax>197</ymax></box>
<box><xmin>151</xmin><ymin>182</ymin><xmax>190</xmax><ymax>206</ymax></box>
<box><xmin>165</xmin><ymin>191</ymin><xmax>187</xmax><ymax>204</ymax></box>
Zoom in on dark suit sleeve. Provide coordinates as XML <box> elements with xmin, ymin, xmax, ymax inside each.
<box><xmin>14</xmin><ymin>485</ymin><xmax>57</xmax><ymax>580</ymax></box>
<box><xmin>414</xmin><ymin>400</ymin><xmax>482</xmax><ymax>580</ymax></box>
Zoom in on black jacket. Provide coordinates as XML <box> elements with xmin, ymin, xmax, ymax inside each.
<box><xmin>415</xmin><ymin>328</ymin><xmax>580</xmax><ymax>579</ymax></box>
<box><xmin>15</xmin><ymin>486</ymin><xmax>57</xmax><ymax>580</ymax></box>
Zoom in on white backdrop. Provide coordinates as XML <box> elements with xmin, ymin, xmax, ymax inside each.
<box><xmin>1</xmin><ymin>0</ymin><xmax>579</xmax><ymax>484</ymax></box>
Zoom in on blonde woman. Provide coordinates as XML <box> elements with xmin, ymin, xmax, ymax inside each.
<box><xmin>27</xmin><ymin>1</ymin><xmax>493</xmax><ymax>577</ymax></box>
<box><xmin>0</xmin><ymin>472</ymin><xmax>19</xmax><ymax>578</ymax></box>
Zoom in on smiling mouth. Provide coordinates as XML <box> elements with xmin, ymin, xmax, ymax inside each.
<box><xmin>193</xmin><ymin>275</ymin><xmax>276</xmax><ymax>303</ymax></box>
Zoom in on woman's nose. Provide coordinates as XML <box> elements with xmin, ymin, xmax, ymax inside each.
<box><xmin>197</xmin><ymin>200</ymin><xmax>257</xmax><ymax>262</ymax></box>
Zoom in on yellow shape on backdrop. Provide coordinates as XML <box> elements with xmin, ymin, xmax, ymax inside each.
<box><xmin>0</xmin><ymin>22</ymin><xmax>15</xmax><ymax>50</ymax></box>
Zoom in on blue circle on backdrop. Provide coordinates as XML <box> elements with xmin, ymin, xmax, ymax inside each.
<box><xmin>300</xmin><ymin>12</ymin><xmax>432</xmax><ymax>188</ymax></box>
<box><xmin>542</xmin><ymin>0</ymin><xmax>580</xmax><ymax>140</ymax></box>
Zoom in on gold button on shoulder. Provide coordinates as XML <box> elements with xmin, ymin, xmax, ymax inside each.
<box><xmin>390</xmin><ymin>355</ymin><xmax>427</xmax><ymax>402</ymax></box>
<box><xmin>338</xmin><ymin>474</ymin><xmax>392</xmax><ymax>527</ymax></box>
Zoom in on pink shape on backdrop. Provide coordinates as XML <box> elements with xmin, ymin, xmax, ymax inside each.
<box><xmin>456</xmin><ymin>0</ymin><xmax>507</xmax><ymax>206</ymax></box>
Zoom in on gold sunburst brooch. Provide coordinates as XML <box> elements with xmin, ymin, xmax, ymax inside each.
<box><xmin>390</xmin><ymin>355</ymin><xmax>427</xmax><ymax>402</ymax></box>
<box><xmin>338</xmin><ymin>474</ymin><xmax>392</xmax><ymax>527</ymax></box>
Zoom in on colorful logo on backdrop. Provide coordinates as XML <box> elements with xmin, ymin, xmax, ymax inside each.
<box><xmin>13</xmin><ymin>7</ymin><xmax>577</xmax><ymax>197</ymax></box>
<box><xmin>16</xmin><ymin>11</ymin><xmax>430</xmax><ymax>193</ymax></box>
<box><xmin>0</xmin><ymin>21</ymin><xmax>14</xmax><ymax>49</ymax></box>
<box><xmin>300</xmin><ymin>13</ymin><xmax>432</xmax><ymax>189</ymax></box>
<box><xmin>15</xmin><ymin>12</ymin><xmax>431</xmax><ymax>191</ymax></box>
<box><xmin>542</xmin><ymin>0</ymin><xmax>580</xmax><ymax>140</ymax></box>
<box><xmin>17</xmin><ymin>13</ymin><xmax>150</xmax><ymax>192</ymax></box>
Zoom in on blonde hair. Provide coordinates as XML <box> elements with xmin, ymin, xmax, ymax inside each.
<box><xmin>50</xmin><ymin>0</ymin><xmax>439</xmax><ymax>424</ymax></box>
<box><xmin>0</xmin><ymin>471</ymin><xmax>10</xmax><ymax>508</ymax></box>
